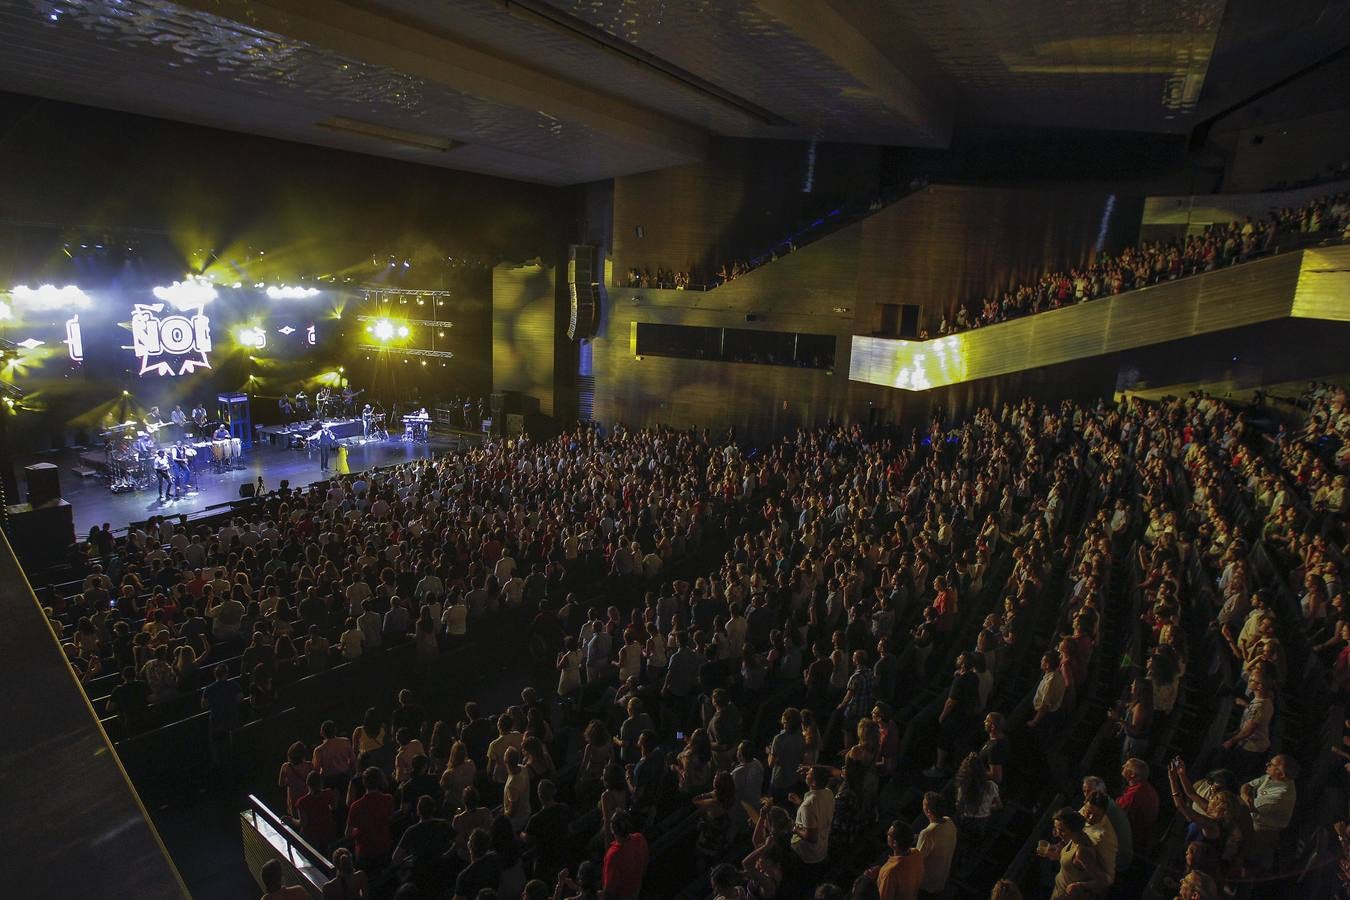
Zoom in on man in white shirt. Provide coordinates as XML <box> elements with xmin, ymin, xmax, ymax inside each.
<box><xmin>790</xmin><ymin>765</ymin><xmax>834</xmax><ymax>871</ymax></box>
<box><xmin>1081</xmin><ymin>792</ymin><xmax>1118</xmax><ymax>886</ymax></box>
<box><xmin>725</xmin><ymin>603</ymin><xmax>748</xmax><ymax>657</ymax></box>
<box><xmin>1028</xmin><ymin>652</ymin><xmax>1065</xmax><ymax>728</ymax></box>
<box><xmin>414</xmin><ymin>570</ymin><xmax>444</xmax><ymax>603</ymax></box>
<box><xmin>916</xmin><ymin>791</ymin><xmax>957</xmax><ymax>894</ymax></box>
<box><xmin>441</xmin><ymin>596</ymin><xmax>468</xmax><ymax>640</ymax></box>
<box><xmin>1241</xmin><ymin>754</ymin><xmax>1298</xmax><ymax>870</ymax></box>
<box><xmin>494</xmin><ymin>552</ymin><xmax>516</xmax><ymax>584</ymax></box>
<box><xmin>730</xmin><ymin>741</ymin><xmax>764</xmax><ymax>831</ymax></box>
<box><xmin>345</xmin><ymin>578</ymin><xmax>373</xmax><ymax>617</ymax></box>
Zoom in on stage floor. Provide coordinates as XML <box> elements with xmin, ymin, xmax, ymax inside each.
<box><xmin>19</xmin><ymin>435</ymin><xmax>459</xmax><ymax>536</ymax></box>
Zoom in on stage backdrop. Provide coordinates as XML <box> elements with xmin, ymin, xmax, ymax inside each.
<box><xmin>0</xmin><ymin>278</ymin><xmax>343</xmax><ymax>448</ymax></box>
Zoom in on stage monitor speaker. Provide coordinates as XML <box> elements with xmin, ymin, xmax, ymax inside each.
<box><xmin>25</xmin><ymin>462</ymin><xmax>61</xmax><ymax>507</ymax></box>
<box><xmin>567</xmin><ymin>244</ymin><xmax>600</xmax><ymax>341</ymax></box>
<box><xmin>238</xmin><ymin>484</ymin><xmax>256</xmax><ymax>499</ymax></box>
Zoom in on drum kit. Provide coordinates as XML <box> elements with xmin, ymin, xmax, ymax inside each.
<box><xmin>364</xmin><ymin>402</ymin><xmax>389</xmax><ymax>442</ymax></box>
<box><xmin>103</xmin><ymin>421</ymin><xmax>150</xmax><ymax>493</ymax></box>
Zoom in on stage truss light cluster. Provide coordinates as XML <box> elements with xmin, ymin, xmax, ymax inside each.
<box><xmin>356</xmin><ymin>345</ymin><xmax>455</xmax><ymax>360</ymax></box>
<box><xmin>265</xmin><ymin>285</ymin><xmax>321</xmax><ymax>299</ymax></box>
<box><xmin>152</xmin><ymin>274</ymin><xmax>218</xmax><ymax>309</ymax></box>
<box><xmin>7</xmin><ymin>284</ymin><xmax>92</xmax><ymax>310</ymax></box>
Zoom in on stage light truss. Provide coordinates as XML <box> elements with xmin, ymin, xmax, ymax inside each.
<box><xmin>355</xmin><ymin>315</ymin><xmax>453</xmax><ymax>329</ymax></box>
<box><xmin>356</xmin><ymin>345</ymin><xmax>455</xmax><ymax>360</ymax></box>
<box><xmin>359</xmin><ymin>289</ymin><xmax>455</xmax><ymax>301</ymax></box>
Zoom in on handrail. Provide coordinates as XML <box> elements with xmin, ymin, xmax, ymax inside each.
<box><xmin>244</xmin><ymin>792</ymin><xmax>336</xmax><ymax>881</ymax></box>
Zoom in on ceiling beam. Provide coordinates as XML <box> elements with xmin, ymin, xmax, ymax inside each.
<box><xmin>171</xmin><ymin>0</ymin><xmax>709</xmax><ymax>162</ymax></box>
<box><xmin>752</xmin><ymin>0</ymin><xmax>950</xmax><ymax>145</ymax></box>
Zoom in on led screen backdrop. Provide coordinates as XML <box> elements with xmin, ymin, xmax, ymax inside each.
<box><xmin>1</xmin><ymin>282</ymin><xmax>336</xmax><ymax>380</ymax></box>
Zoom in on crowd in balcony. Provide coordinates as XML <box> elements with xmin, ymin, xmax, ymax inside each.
<box><xmin>933</xmin><ymin>192</ymin><xmax>1350</xmax><ymax>337</ymax></box>
<box><xmin>41</xmin><ymin>380</ymin><xmax>1349</xmax><ymax>900</ymax></box>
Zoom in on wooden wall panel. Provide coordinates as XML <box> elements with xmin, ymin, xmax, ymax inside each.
<box><xmin>610</xmin><ymin>139</ymin><xmax>882</xmax><ymax>285</ymax></box>
<box><xmin>853</xmin><ymin>184</ymin><xmax>1127</xmax><ymax>335</ymax></box>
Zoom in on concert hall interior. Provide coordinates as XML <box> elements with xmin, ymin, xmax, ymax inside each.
<box><xmin>1</xmin><ymin>2</ymin><xmax>1350</xmax><ymax>900</ymax></box>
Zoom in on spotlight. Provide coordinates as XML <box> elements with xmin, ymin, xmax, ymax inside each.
<box><xmin>152</xmin><ymin>275</ymin><xmax>217</xmax><ymax>308</ymax></box>
<box><xmin>372</xmin><ymin>320</ymin><xmax>395</xmax><ymax>341</ymax></box>
<box><xmin>396</xmin><ymin>325</ymin><xmax>409</xmax><ymax>338</ymax></box>
<box><xmin>402</xmin><ymin>259</ymin><xmax>411</xmax><ymax>269</ymax></box>
<box><xmin>338</xmin><ymin>366</ymin><xmax>345</xmax><ymax>373</ymax></box>
<box><xmin>122</xmin><ymin>389</ymin><xmax>129</xmax><ymax>396</ymax></box>
<box><xmin>10</xmin><ymin>284</ymin><xmax>91</xmax><ymax>310</ymax></box>
<box><xmin>266</xmin><ymin>285</ymin><xmax>320</xmax><ymax>299</ymax></box>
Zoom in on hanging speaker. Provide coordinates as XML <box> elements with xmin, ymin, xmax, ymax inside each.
<box><xmin>567</xmin><ymin>244</ymin><xmax>600</xmax><ymax>341</ymax></box>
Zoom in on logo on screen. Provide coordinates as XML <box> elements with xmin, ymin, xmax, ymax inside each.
<box><xmin>129</xmin><ymin>303</ymin><xmax>213</xmax><ymax>376</ymax></box>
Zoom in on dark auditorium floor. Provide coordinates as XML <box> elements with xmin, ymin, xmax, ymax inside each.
<box><xmin>18</xmin><ymin>434</ymin><xmax>461</xmax><ymax>536</ymax></box>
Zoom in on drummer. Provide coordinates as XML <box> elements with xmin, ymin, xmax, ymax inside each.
<box><xmin>133</xmin><ymin>430</ymin><xmax>156</xmax><ymax>456</ymax></box>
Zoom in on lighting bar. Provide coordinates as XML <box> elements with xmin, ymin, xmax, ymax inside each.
<box><xmin>356</xmin><ymin>315</ymin><xmax>452</xmax><ymax>328</ymax></box>
<box><xmin>265</xmin><ymin>285</ymin><xmax>321</xmax><ymax>299</ymax></box>
<box><xmin>9</xmin><ymin>284</ymin><xmax>92</xmax><ymax>309</ymax></box>
<box><xmin>356</xmin><ymin>345</ymin><xmax>455</xmax><ymax>360</ymax></box>
<box><xmin>360</xmin><ymin>289</ymin><xmax>456</xmax><ymax>299</ymax></box>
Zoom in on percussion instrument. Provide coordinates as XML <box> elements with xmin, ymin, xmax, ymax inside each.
<box><xmin>230</xmin><ymin>437</ymin><xmax>242</xmax><ymax>459</ymax></box>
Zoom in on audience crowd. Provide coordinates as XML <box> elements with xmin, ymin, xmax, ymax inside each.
<box><xmin>933</xmin><ymin>192</ymin><xmax>1350</xmax><ymax>337</ymax></box>
<box><xmin>44</xmin><ymin>380</ymin><xmax>1350</xmax><ymax>900</ymax></box>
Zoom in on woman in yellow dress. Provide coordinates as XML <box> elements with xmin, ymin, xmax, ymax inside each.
<box><xmin>335</xmin><ymin>441</ymin><xmax>350</xmax><ymax>475</ymax></box>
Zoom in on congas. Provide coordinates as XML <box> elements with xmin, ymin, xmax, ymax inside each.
<box><xmin>212</xmin><ymin>440</ymin><xmax>227</xmax><ymax>462</ymax></box>
<box><xmin>230</xmin><ymin>437</ymin><xmax>242</xmax><ymax>459</ymax></box>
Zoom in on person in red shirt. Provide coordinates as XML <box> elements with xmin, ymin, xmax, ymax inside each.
<box><xmin>344</xmin><ymin>768</ymin><xmax>394</xmax><ymax>866</ymax></box>
<box><xmin>1116</xmin><ymin>757</ymin><xmax>1160</xmax><ymax>849</ymax></box>
<box><xmin>602</xmin><ymin>811</ymin><xmax>649</xmax><ymax>900</ymax></box>
<box><xmin>291</xmin><ymin>771</ymin><xmax>337</xmax><ymax>848</ymax></box>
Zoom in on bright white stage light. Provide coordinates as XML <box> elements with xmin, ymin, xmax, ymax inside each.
<box><xmin>9</xmin><ymin>284</ymin><xmax>92</xmax><ymax>310</ymax></box>
<box><xmin>265</xmin><ymin>285</ymin><xmax>321</xmax><ymax>299</ymax></box>
<box><xmin>152</xmin><ymin>275</ymin><xmax>218</xmax><ymax>310</ymax></box>
<box><xmin>396</xmin><ymin>325</ymin><xmax>410</xmax><ymax>338</ymax></box>
<box><xmin>372</xmin><ymin>320</ymin><xmax>395</xmax><ymax>341</ymax></box>
<box><xmin>237</xmin><ymin>327</ymin><xmax>267</xmax><ymax>350</ymax></box>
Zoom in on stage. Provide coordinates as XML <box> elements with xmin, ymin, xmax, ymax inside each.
<box><xmin>18</xmin><ymin>431</ymin><xmax>477</xmax><ymax>537</ymax></box>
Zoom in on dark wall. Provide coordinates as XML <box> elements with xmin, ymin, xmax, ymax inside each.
<box><xmin>611</xmin><ymin>138</ymin><xmax>884</xmax><ymax>284</ymax></box>
<box><xmin>0</xmin><ymin>93</ymin><xmax>566</xmax><ymax>275</ymax></box>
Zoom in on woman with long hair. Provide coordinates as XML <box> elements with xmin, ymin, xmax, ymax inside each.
<box><xmin>557</xmin><ymin>636</ymin><xmax>583</xmax><ymax>699</ymax></box>
<box><xmin>320</xmin><ymin>847</ymin><xmax>368</xmax><ymax>899</ymax></box>
<box><xmin>694</xmin><ymin>770</ymin><xmax>737</xmax><ymax>866</ymax></box>
<box><xmin>438</xmin><ymin>741</ymin><xmax>476</xmax><ymax>816</ymax></box>
<box><xmin>414</xmin><ymin>604</ymin><xmax>439</xmax><ymax>664</ymax></box>
<box><xmin>954</xmin><ymin>752</ymin><xmax>1000</xmax><ymax>836</ymax></box>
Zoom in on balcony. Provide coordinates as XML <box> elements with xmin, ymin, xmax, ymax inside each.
<box><xmin>849</xmin><ymin>244</ymin><xmax>1350</xmax><ymax>391</ymax></box>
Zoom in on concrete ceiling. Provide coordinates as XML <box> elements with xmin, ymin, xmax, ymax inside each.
<box><xmin>0</xmin><ymin>0</ymin><xmax>1344</xmax><ymax>185</ymax></box>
